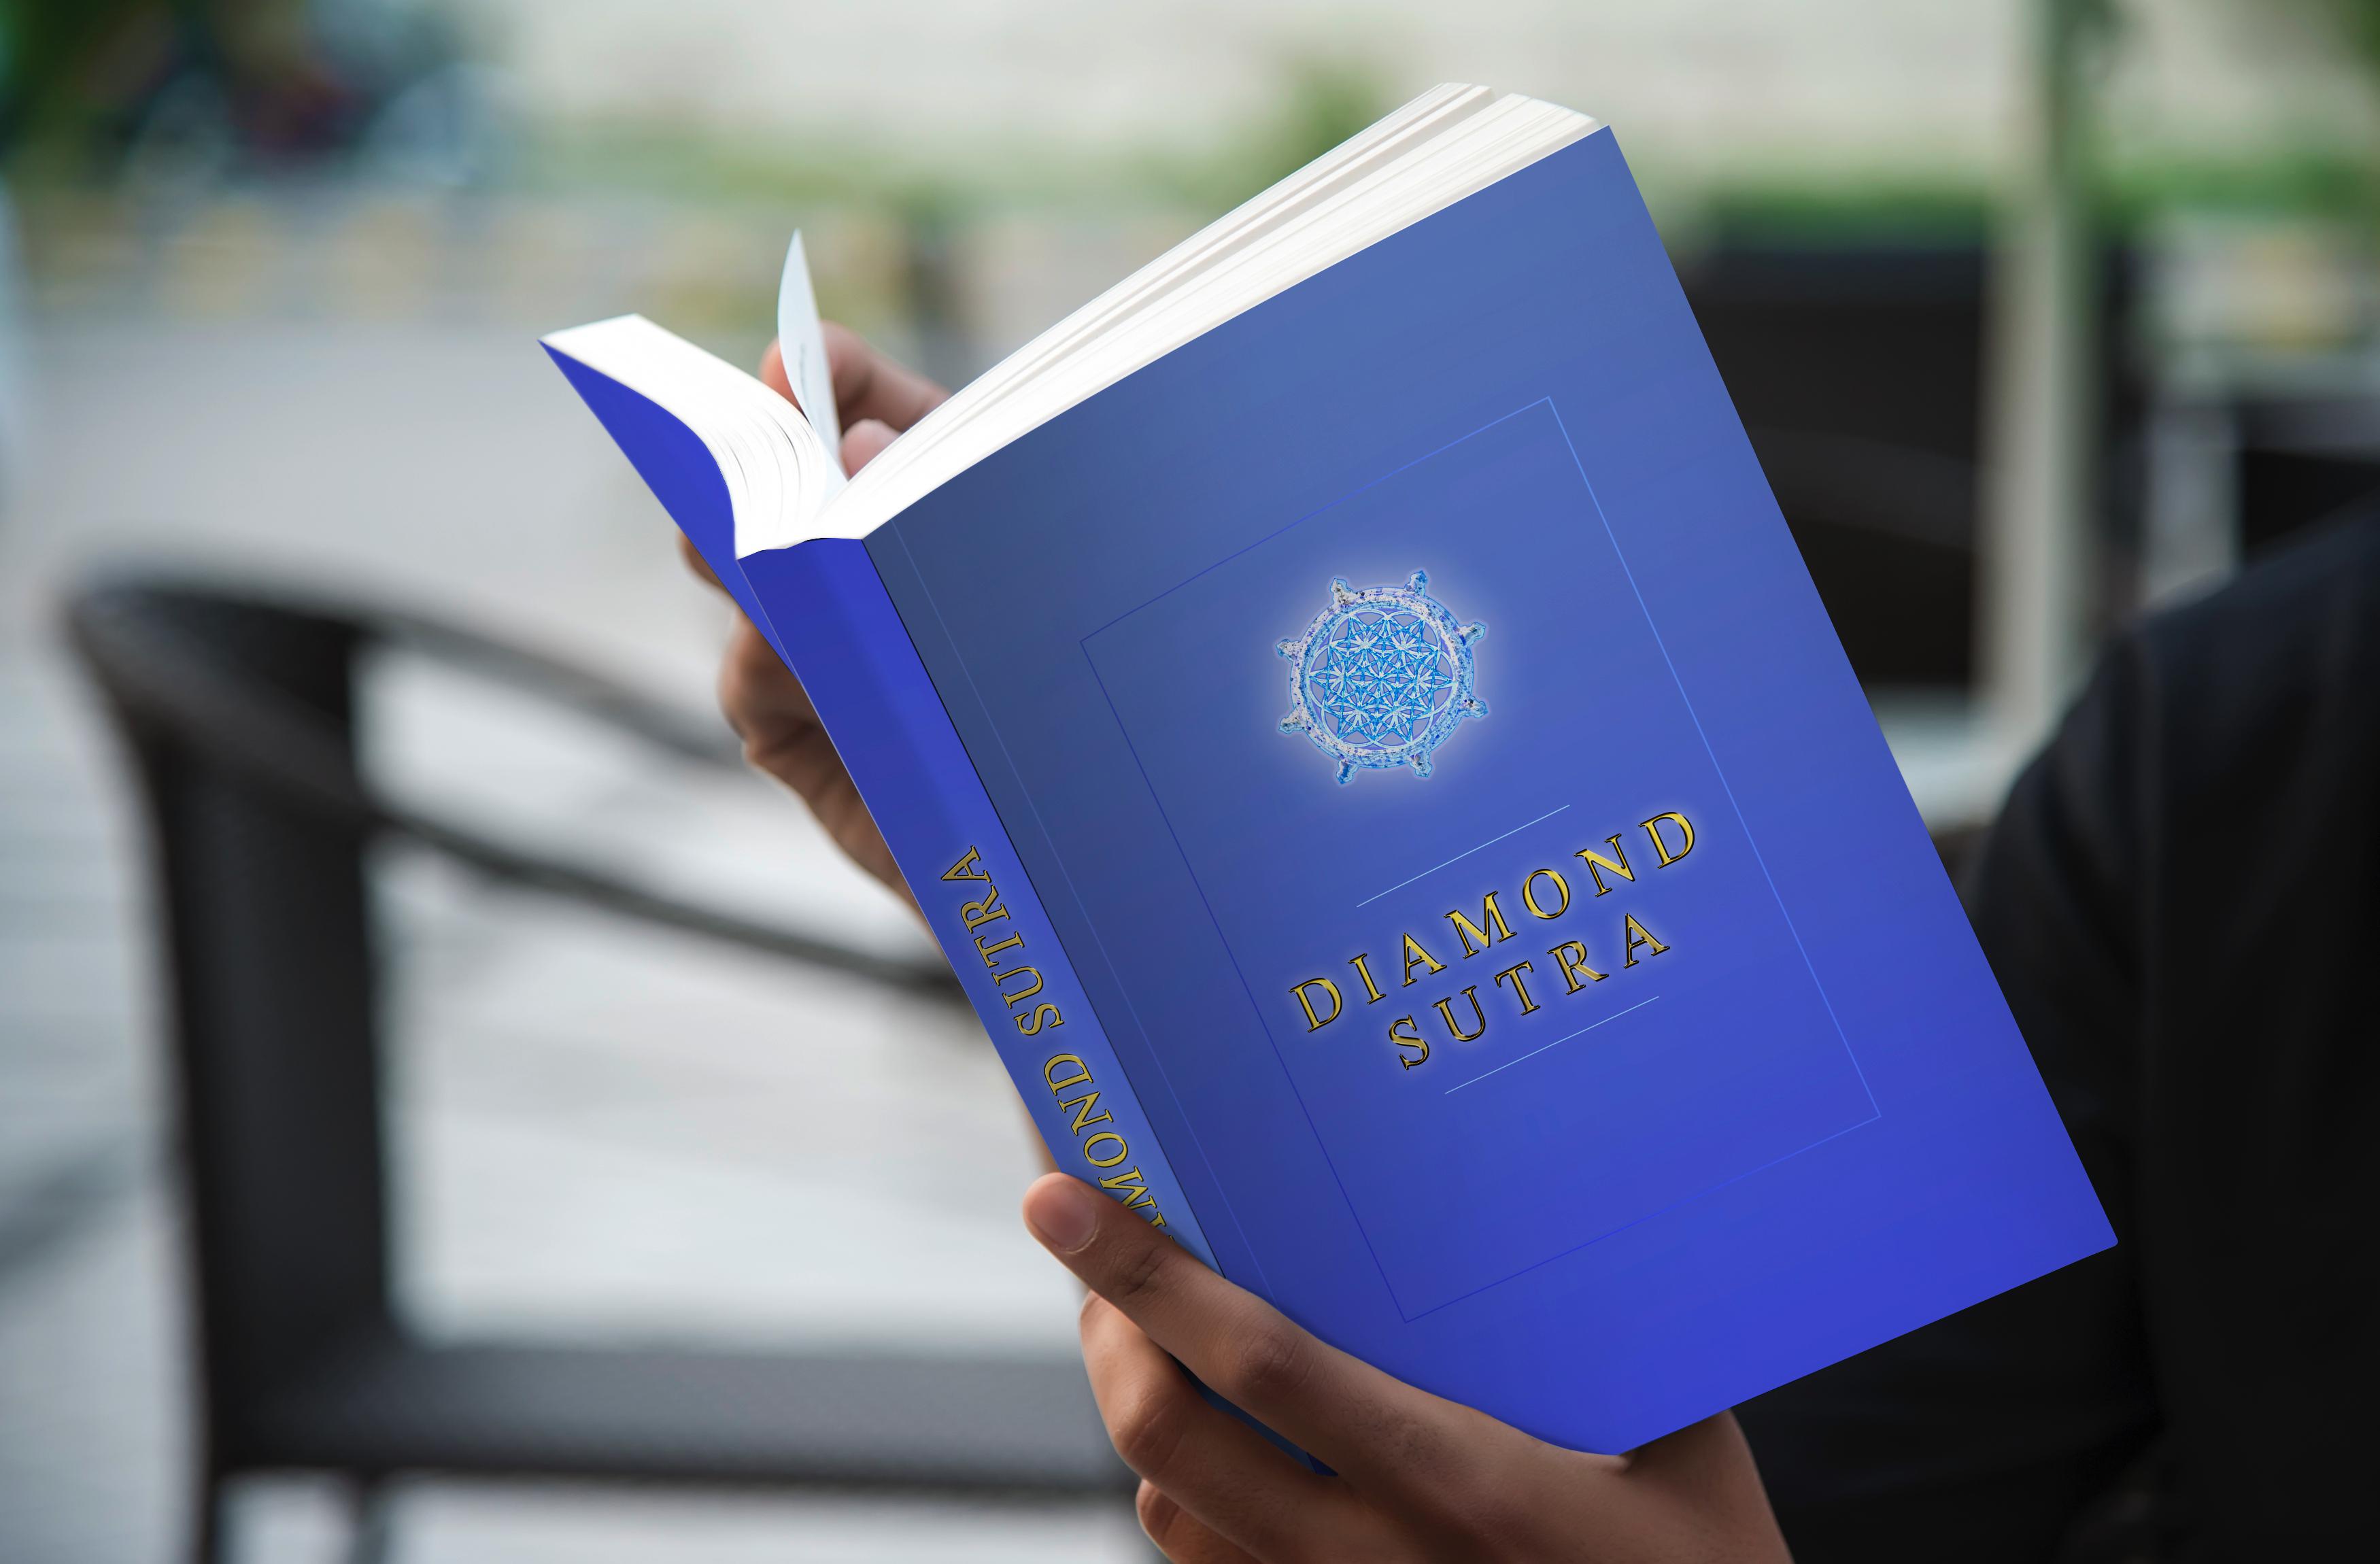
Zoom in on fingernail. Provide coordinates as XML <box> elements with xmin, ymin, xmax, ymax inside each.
<box><xmin>1023</xmin><ymin>1176</ymin><xmax>1100</xmax><ymax>1253</ymax></box>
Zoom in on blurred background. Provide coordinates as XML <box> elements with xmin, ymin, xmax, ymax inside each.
<box><xmin>6</xmin><ymin>1</ymin><xmax>2380</xmax><ymax>1559</ymax></box>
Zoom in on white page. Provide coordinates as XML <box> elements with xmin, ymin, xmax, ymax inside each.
<box><xmin>777</xmin><ymin>231</ymin><xmax>845</xmax><ymax>466</ymax></box>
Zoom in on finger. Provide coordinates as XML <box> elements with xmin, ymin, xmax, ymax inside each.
<box><xmin>824</xmin><ymin>320</ymin><xmax>948</xmax><ymax>432</ymax></box>
<box><xmin>715</xmin><ymin>619</ymin><xmax>909</xmax><ymax>896</ymax></box>
<box><xmin>1080</xmin><ymin>1293</ymin><xmax>1364</xmax><ymax>1559</ymax></box>
<box><xmin>1136</xmin><ymin>1482</ymin><xmax>1261</xmax><ymax>1564</ymax></box>
<box><xmin>1634</xmin><ymin>1413</ymin><xmax>1794</xmax><ymax>1559</ymax></box>
<box><xmin>1622</xmin><ymin>1410</ymin><xmax>1772</xmax><ymax>1515</ymax></box>
<box><xmin>717</xmin><ymin>615</ymin><xmax>818</xmax><ymax>737</ymax></box>
<box><xmin>1024</xmin><ymin>1174</ymin><xmax>1499</xmax><ymax>1493</ymax></box>
<box><xmin>758</xmin><ymin>338</ymin><xmax>796</xmax><ymax>407</ymax></box>
<box><xmin>758</xmin><ymin>337</ymin><xmax>838</xmax><ymax>438</ymax></box>
<box><xmin>842</xmin><ymin>417</ymin><xmax>897</xmax><ymax>477</ymax></box>
<box><xmin>678</xmin><ymin>531</ymin><xmax>723</xmax><ymax>592</ymax></box>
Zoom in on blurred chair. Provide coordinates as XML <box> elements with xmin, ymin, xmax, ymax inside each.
<box><xmin>65</xmin><ymin>579</ymin><xmax>1128</xmax><ymax>1564</ymax></box>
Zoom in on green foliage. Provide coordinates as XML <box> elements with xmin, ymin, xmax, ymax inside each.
<box><xmin>2328</xmin><ymin>0</ymin><xmax>2380</xmax><ymax>75</ymax></box>
<box><xmin>1697</xmin><ymin>180</ymin><xmax>1995</xmax><ymax>247</ymax></box>
<box><xmin>0</xmin><ymin>0</ymin><xmax>171</xmax><ymax>154</ymax></box>
<box><xmin>1168</xmin><ymin>55</ymin><xmax>1393</xmax><ymax>213</ymax></box>
<box><xmin>506</xmin><ymin>54</ymin><xmax>1400</xmax><ymax>224</ymax></box>
<box><xmin>1246</xmin><ymin>58</ymin><xmax>1394</xmax><ymax>190</ymax></box>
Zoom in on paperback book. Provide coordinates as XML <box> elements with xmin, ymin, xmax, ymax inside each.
<box><xmin>542</xmin><ymin>84</ymin><xmax>2111</xmax><ymax>1455</ymax></box>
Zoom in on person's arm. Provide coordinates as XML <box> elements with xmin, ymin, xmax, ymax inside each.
<box><xmin>1020</xmin><ymin>1172</ymin><xmax>1790</xmax><ymax>1564</ymax></box>
<box><xmin>686</xmin><ymin>326</ymin><xmax>950</xmax><ymax>898</ymax></box>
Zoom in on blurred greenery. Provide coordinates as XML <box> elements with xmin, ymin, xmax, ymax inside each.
<box><xmin>1227</xmin><ymin>57</ymin><xmax>1397</xmax><ymax>194</ymax></box>
<box><xmin>512</xmin><ymin>54</ymin><xmax>1401</xmax><ymax>224</ymax></box>
<box><xmin>0</xmin><ymin>0</ymin><xmax>465</xmax><ymax>178</ymax></box>
<box><xmin>496</xmin><ymin>18</ymin><xmax>2380</xmax><ymax>245</ymax></box>
<box><xmin>10</xmin><ymin>3</ymin><xmax>2380</xmax><ymax>243</ymax></box>
<box><xmin>2328</xmin><ymin>0</ymin><xmax>2380</xmax><ymax>75</ymax></box>
<box><xmin>0</xmin><ymin>0</ymin><xmax>163</xmax><ymax>155</ymax></box>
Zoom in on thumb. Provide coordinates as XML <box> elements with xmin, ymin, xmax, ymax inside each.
<box><xmin>843</xmin><ymin>418</ymin><xmax>898</xmax><ymax>476</ymax></box>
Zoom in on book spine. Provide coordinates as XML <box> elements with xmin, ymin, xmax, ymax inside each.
<box><xmin>738</xmin><ymin>539</ymin><xmax>1214</xmax><ymax>1264</ymax></box>
<box><xmin>543</xmin><ymin>343</ymin><xmax>794</xmax><ymax>666</ymax></box>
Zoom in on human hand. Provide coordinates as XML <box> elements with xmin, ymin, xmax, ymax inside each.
<box><xmin>1021</xmin><ymin>1173</ymin><xmax>1791</xmax><ymax>1563</ymax></box>
<box><xmin>684</xmin><ymin>324</ymin><xmax>950</xmax><ymax>898</ymax></box>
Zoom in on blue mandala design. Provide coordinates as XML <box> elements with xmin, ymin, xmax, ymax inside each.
<box><xmin>1276</xmin><ymin>570</ymin><xmax>1486</xmax><ymax>784</ymax></box>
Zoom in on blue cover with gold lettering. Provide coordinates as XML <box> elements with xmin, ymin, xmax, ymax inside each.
<box><xmin>561</xmin><ymin>125</ymin><xmax>2111</xmax><ymax>1457</ymax></box>
<box><xmin>858</xmin><ymin>129</ymin><xmax>2109</xmax><ymax>1453</ymax></box>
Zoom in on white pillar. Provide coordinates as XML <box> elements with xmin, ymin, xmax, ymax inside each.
<box><xmin>1977</xmin><ymin>0</ymin><xmax>2106</xmax><ymax>758</ymax></box>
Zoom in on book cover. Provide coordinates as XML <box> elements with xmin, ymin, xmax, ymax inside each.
<box><xmin>550</xmin><ymin>124</ymin><xmax>2112</xmax><ymax>1456</ymax></box>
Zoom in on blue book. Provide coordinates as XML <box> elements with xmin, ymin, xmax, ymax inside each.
<box><xmin>543</xmin><ymin>86</ymin><xmax>2111</xmax><ymax>1455</ymax></box>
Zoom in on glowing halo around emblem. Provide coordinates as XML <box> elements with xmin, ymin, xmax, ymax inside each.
<box><xmin>1276</xmin><ymin>570</ymin><xmax>1487</xmax><ymax>785</ymax></box>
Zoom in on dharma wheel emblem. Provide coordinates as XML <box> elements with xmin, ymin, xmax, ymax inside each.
<box><xmin>1276</xmin><ymin>570</ymin><xmax>1487</xmax><ymax>785</ymax></box>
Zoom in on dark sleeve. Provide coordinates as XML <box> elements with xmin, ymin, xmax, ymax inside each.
<box><xmin>1735</xmin><ymin>645</ymin><xmax>2159</xmax><ymax>1561</ymax></box>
